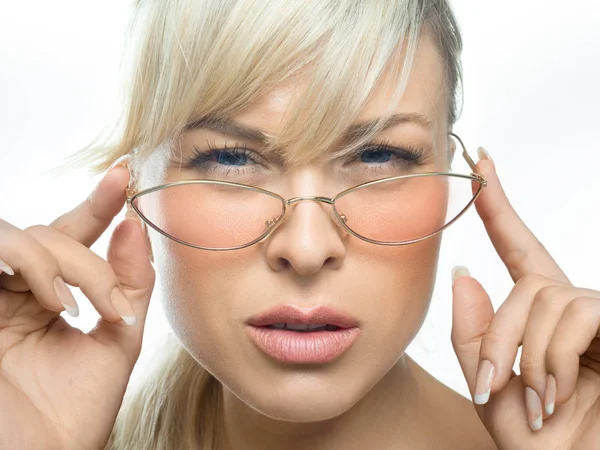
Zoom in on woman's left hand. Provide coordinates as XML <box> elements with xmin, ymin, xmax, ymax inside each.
<box><xmin>451</xmin><ymin>149</ymin><xmax>600</xmax><ymax>450</ymax></box>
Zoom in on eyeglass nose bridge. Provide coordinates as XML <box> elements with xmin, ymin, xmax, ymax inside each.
<box><xmin>264</xmin><ymin>195</ymin><xmax>348</xmax><ymax>230</ymax></box>
<box><xmin>287</xmin><ymin>195</ymin><xmax>334</xmax><ymax>206</ymax></box>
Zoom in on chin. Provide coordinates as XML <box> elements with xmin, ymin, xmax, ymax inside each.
<box><xmin>229</xmin><ymin>378</ymin><xmax>365</xmax><ymax>422</ymax></box>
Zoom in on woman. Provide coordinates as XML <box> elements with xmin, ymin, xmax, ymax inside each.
<box><xmin>1</xmin><ymin>0</ymin><xmax>599</xmax><ymax>449</ymax></box>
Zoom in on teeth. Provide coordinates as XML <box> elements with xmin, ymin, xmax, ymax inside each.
<box><xmin>286</xmin><ymin>323</ymin><xmax>327</xmax><ymax>330</ymax></box>
<box><xmin>269</xmin><ymin>323</ymin><xmax>330</xmax><ymax>330</ymax></box>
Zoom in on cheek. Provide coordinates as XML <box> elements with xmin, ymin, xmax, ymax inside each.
<box><xmin>154</xmin><ymin>224</ymin><xmax>441</xmax><ymax>354</ymax></box>
<box><xmin>351</xmin><ymin>234</ymin><xmax>441</xmax><ymax>353</ymax></box>
<box><xmin>154</xmin><ymin>235</ymin><xmax>258</xmax><ymax>368</ymax></box>
<box><xmin>151</xmin><ymin>223</ymin><xmax>441</xmax><ymax>412</ymax></box>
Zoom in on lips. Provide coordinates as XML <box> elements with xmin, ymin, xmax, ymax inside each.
<box><xmin>246</xmin><ymin>304</ymin><xmax>360</xmax><ymax>329</ymax></box>
<box><xmin>246</xmin><ymin>304</ymin><xmax>361</xmax><ymax>364</ymax></box>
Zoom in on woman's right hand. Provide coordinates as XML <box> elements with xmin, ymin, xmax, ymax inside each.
<box><xmin>0</xmin><ymin>162</ymin><xmax>156</xmax><ymax>450</ymax></box>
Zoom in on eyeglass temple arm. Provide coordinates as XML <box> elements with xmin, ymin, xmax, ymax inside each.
<box><xmin>450</xmin><ymin>133</ymin><xmax>487</xmax><ymax>187</ymax></box>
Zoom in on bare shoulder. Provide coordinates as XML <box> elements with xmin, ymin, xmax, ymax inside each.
<box><xmin>408</xmin><ymin>357</ymin><xmax>498</xmax><ymax>450</ymax></box>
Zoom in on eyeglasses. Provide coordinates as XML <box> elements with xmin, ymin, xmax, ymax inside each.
<box><xmin>126</xmin><ymin>133</ymin><xmax>486</xmax><ymax>251</ymax></box>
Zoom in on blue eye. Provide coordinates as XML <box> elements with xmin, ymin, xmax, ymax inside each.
<box><xmin>212</xmin><ymin>148</ymin><xmax>249</xmax><ymax>166</ymax></box>
<box><xmin>182</xmin><ymin>140</ymin><xmax>428</xmax><ymax>178</ymax></box>
<box><xmin>360</xmin><ymin>149</ymin><xmax>394</xmax><ymax>164</ymax></box>
<box><xmin>353</xmin><ymin>142</ymin><xmax>426</xmax><ymax>165</ymax></box>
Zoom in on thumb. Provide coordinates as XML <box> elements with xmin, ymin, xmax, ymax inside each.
<box><xmin>90</xmin><ymin>207</ymin><xmax>156</xmax><ymax>363</ymax></box>
<box><xmin>450</xmin><ymin>266</ymin><xmax>495</xmax><ymax>404</ymax></box>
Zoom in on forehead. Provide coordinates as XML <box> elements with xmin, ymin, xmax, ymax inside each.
<box><xmin>232</xmin><ymin>30</ymin><xmax>447</xmax><ymax>138</ymax></box>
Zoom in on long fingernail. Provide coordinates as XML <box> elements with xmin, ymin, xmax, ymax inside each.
<box><xmin>477</xmin><ymin>146</ymin><xmax>493</xmax><ymax>163</ymax></box>
<box><xmin>90</xmin><ymin>154</ymin><xmax>133</xmax><ymax>203</ymax></box>
<box><xmin>545</xmin><ymin>374</ymin><xmax>556</xmax><ymax>416</ymax></box>
<box><xmin>53</xmin><ymin>276</ymin><xmax>79</xmax><ymax>317</ymax></box>
<box><xmin>474</xmin><ymin>359</ymin><xmax>495</xmax><ymax>404</ymax></box>
<box><xmin>108</xmin><ymin>154</ymin><xmax>132</xmax><ymax>172</ymax></box>
<box><xmin>452</xmin><ymin>266</ymin><xmax>470</xmax><ymax>286</ymax></box>
<box><xmin>110</xmin><ymin>286</ymin><xmax>137</xmax><ymax>326</ymax></box>
<box><xmin>0</xmin><ymin>258</ymin><xmax>14</xmax><ymax>276</ymax></box>
<box><xmin>125</xmin><ymin>207</ymin><xmax>144</xmax><ymax>232</ymax></box>
<box><xmin>525</xmin><ymin>387</ymin><xmax>543</xmax><ymax>430</ymax></box>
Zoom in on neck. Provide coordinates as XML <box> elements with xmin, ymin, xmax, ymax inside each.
<box><xmin>215</xmin><ymin>354</ymin><xmax>431</xmax><ymax>450</ymax></box>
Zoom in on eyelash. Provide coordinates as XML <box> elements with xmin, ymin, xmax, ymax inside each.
<box><xmin>183</xmin><ymin>140</ymin><xmax>428</xmax><ymax>177</ymax></box>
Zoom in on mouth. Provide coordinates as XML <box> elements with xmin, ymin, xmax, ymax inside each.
<box><xmin>262</xmin><ymin>323</ymin><xmax>342</xmax><ymax>332</ymax></box>
<box><xmin>246</xmin><ymin>304</ymin><xmax>361</xmax><ymax>364</ymax></box>
<box><xmin>246</xmin><ymin>304</ymin><xmax>360</xmax><ymax>329</ymax></box>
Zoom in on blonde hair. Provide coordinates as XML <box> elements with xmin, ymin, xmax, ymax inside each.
<box><xmin>48</xmin><ymin>0</ymin><xmax>464</xmax><ymax>448</ymax></box>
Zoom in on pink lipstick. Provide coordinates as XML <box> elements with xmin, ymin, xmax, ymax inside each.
<box><xmin>246</xmin><ymin>304</ymin><xmax>361</xmax><ymax>364</ymax></box>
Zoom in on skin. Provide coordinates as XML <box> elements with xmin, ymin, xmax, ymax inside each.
<box><xmin>452</xmin><ymin>155</ymin><xmax>600</xmax><ymax>448</ymax></box>
<box><xmin>136</xmin><ymin>30</ymin><xmax>494</xmax><ymax>449</ymax></box>
<box><xmin>1</xmin><ymin>20</ymin><xmax>599</xmax><ymax>450</ymax></box>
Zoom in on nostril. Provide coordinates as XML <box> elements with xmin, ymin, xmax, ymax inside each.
<box><xmin>324</xmin><ymin>256</ymin><xmax>336</xmax><ymax>267</ymax></box>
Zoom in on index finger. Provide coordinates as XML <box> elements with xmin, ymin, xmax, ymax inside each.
<box><xmin>473</xmin><ymin>153</ymin><xmax>570</xmax><ymax>285</ymax></box>
<box><xmin>48</xmin><ymin>156</ymin><xmax>131</xmax><ymax>248</ymax></box>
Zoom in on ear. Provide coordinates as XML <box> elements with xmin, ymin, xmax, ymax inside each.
<box><xmin>146</xmin><ymin>227</ymin><xmax>154</xmax><ymax>263</ymax></box>
<box><xmin>136</xmin><ymin>210</ymin><xmax>153</xmax><ymax>263</ymax></box>
<box><xmin>448</xmin><ymin>134</ymin><xmax>457</xmax><ymax>164</ymax></box>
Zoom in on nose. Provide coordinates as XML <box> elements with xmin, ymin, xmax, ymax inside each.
<box><xmin>263</xmin><ymin>196</ymin><xmax>347</xmax><ymax>276</ymax></box>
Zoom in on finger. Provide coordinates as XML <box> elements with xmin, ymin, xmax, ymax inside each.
<box><xmin>452</xmin><ymin>268</ymin><xmax>523</xmax><ymax>407</ymax></box>
<box><xmin>520</xmin><ymin>286</ymin><xmax>600</xmax><ymax>412</ymax></box>
<box><xmin>48</xmin><ymin>155</ymin><xmax>132</xmax><ymax>248</ymax></box>
<box><xmin>0</xmin><ymin>218</ymin><xmax>73</xmax><ymax>313</ymax></box>
<box><xmin>473</xmin><ymin>153</ymin><xmax>570</xmax><ymax>285</ymax></box>
<box><xmin>476</xmin><ymin>274</ymin><xmax>556</xmax><ymax>402</ymax></box>
<box><xmin>475</xmin><ymin>275</ymin><xmax>594</xmax><ymax>402</ymax></box>
<box><xmin>89</xmin><ymin>210</ymin><xmax>156</xmax><ymax>362</ymax></box>
<box><xmin>546</xmin><ymin>296</ymin><xmax>600</xmax><ymax>409</ymax></box>
<box><xmin>23</xmin><ymin>225</ymin><xmax>139</xmax><ymax>324</ymax></box>
<box><xmin>450</xmin><ymin>267</ymin><xmax>494</xmax><ymax>415</ymax></box>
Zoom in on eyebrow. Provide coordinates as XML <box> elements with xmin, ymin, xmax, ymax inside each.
<box><xmin>183</xmin><ymin>112</ymin><xmax>433</xmax><ymax>145</ymax></box>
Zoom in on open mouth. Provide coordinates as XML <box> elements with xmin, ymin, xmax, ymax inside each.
<box><xmin>247</xmin><ymin>324</ymin><xmax>360</xmax><ymax>363</ymax></box>
<box><xmin>263</xmin><ymin>323</ymin><xmax>342</xmax><ymax>332</ymax></box>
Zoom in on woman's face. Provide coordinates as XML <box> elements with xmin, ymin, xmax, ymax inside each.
<box><xmin>140</xmin><ymin>31</ymin><xmax>450</xmax><ymax>422</ymax></box>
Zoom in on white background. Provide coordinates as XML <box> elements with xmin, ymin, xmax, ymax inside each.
<box><xmin>1</xmin><ymin>0</ymin><xmax>599</xmax><ymax>399</ymax></box>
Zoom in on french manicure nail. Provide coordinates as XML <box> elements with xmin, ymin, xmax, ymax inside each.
<box><xmin>53</xmin><ymin>276</ymin><xmax>79</xmax><ymax>317</ymax></box>
<box><xmin>125</xmin><ymin>208</ymin><xmax>143</xmax><ymax>231</ymax></box>
<box><xmin>90</xmin><ymin>154</ymin><xmax>133</xmax><ymax>203</ymax></box>
<box><xmin>108</xmin><ymin>154</ymin><xmax>132</xmax><ymax>172</ymax></box>
<box><xmin>110</xmin><ymin>286</ymin><xmax>136</xmax><ymax>326</ymax></box>
<box><xmin>0</xmin><ymin>258</ymin><xmax>14</xmax><ymax>276</ymax></box>
<box><xmin>477</xmin><ymin>146</ymin><xmax>493</xmax><ymax>163</ymax></box>
<box><xmin>451</xmin><ymin>266</ymin><xmax>470</xmax><ymax>286</ymax></box>
<box><xmin>545</xmin><ymin>374</ymin><xmax>556</xmax><ymax>416</ymax></box>
<box><xmin>474</xmin><ymin>359</ymin><xmax>495</xmax><ymax>404</ymax></box>
<box><xmin>525</xmin><ymin>387</ymin><xmax>543</xmax><ymax>431</ymax></box>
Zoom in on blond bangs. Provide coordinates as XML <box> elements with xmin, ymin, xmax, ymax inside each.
<box><xmin>256</xmin><ymin>1</ymin><xmax>425</xmax><ymax>168</ymax></box>
<box><xmin>47</xmin><ymin>0</ymin><xmax>431</xmax><ymax>177</ymax></box>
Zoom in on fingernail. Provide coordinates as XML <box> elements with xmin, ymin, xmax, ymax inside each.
<box><xmin>125</xmin><ymin>207</ymin><xmax>143</xmax><ymax>231</ymax></box>
<box><xmin>525</xmin><ymin>387</ymin><xmax>543</xmax><ymax>431</ymax></box>
<box><xmin>110</xmin><ymin>286</ymin><xmax>136</xmax><ymax>326</ymax></box>
<box><xmin>474</xmin><ymin>359</ymin><xmax>495</xmax><ymax>404</ymax></box>
<box><xmin>452</xmin><ymin>265</ymin><xmax>470</xmax><ymax>286</ymax></box>
<box><xmin>477</xmin><ymin>146</ymin><xmax>493</xmax><ymax>163</ymax></box>
<box><xmin>545</xmin><ymin>374</ymin><xmax>556</xmax><ymax>416</ymax></box>
<box><xmin>108</xmin><ymin>154</ymin><xmax>132</xmax><ymax>172</ymax></box>
<box><xmin>53</xmin><ymin>276</ymin><xmax>79</xmax><ymax>317</ymax></box>
<box><xmin>0</xmin><ymin>258</ymin><xmax>14</xmax><ymax>276</ymax></box>
<box><xmin>90</xmin><ymin>154</ymin><xmax>133</xmax><ymax>203</ymax></box>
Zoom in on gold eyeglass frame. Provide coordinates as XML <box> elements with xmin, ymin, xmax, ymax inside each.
<box><xmin>125</xmin><ymin>133</ymin><xmax>487</xmax><ymax>251</ymax></box>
